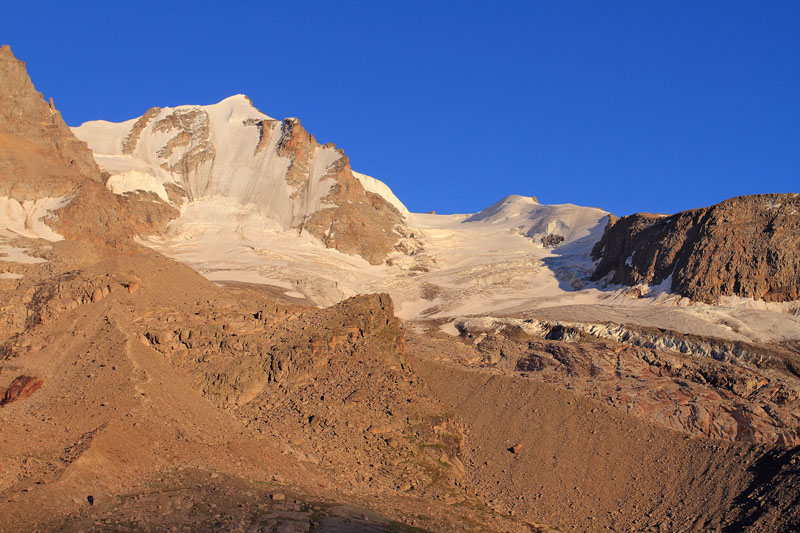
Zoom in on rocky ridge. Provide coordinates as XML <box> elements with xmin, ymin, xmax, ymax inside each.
<box><xmin>592</xmin><ymin>193</ymin><xmax>800</xmax><ymax>303</ymax></box>
<box><xmin>0</xmin><ymin>45</ymin><xmax>99</xmax><ymax>197</ymax></box>
<box><xmin>442</xmin><ymin>316</ymin><xmax>800</xmax><ymax>445</ymax></box>
<box><xmin>0</xmin><ymin>45</ymin><xmax>177</xmax><ymax>248</ymax></box>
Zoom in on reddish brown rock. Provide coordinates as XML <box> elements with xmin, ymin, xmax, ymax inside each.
<box><xmin>0</xmin><ymin>375</ymin><xmax>44</xmax><ymax>406</ymax></box>
<box><xmin>435</xmin><ymin>318</ymin><xmax>800</xmax><ymax>446</ymax></box>
<box><xmin>592</xmin><ymin>193</ymin><xmax>800</xmax><ymax>303</ymax></box>
<box><xmin>48</xmin><ymin>179</ymin><xmax>178</xmax><ymax>248</ymax></box>
<box><xmin>0</xmin><ymin>45</ymin><xmax>100</xmax><ymax>198</ymax></box>
<box><xmin>0</xmin><ymin>46</ymin><xmax>178</xmax><ymax>246</ymax></box>
<box><xmin>276</xmin><ymin>119</ymin><xmax>405</xmax><ymax>265</ymax></box>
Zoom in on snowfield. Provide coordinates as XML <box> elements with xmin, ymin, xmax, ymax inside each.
<box><xmin>138</xmin><ymin>191</ymin><xmax>800</xmax><ymax>345</ymax></box>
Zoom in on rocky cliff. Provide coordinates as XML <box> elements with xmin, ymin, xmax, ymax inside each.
<box><xmin>0</xmin><ymin>45</ymin><xmax>100</xmax><ymax>198</ymax></box>
<box><xmin>591</xmin><ymin>193</ymin><xmax>800</xmax><ymax>303</ymax></box>
<box><xmin>0</xmin><ymin>45</ymin><xmax>177</xmax><ymax>247</ymax></box>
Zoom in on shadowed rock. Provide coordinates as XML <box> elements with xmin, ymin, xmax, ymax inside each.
<box><xmin>592</xmin><ymin>193</ymin><xmax>800</xmax><ymax>303</ymax></box>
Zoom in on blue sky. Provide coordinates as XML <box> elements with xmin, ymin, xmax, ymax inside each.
<box><xmin>3</xmin><ymin>1</ymin><xmax>798</xmax><ymax>215</ymax></box>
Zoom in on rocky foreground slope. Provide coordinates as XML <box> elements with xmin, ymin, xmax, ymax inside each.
<box><xmin>1</xmin><ymin>46</ymin><xmax>800</xmax><ymax>532</ymax></box>
<box><xmin>592</xmin><ymin>193</ymin><xmax>800</xmax><ymax>303</ymax></box>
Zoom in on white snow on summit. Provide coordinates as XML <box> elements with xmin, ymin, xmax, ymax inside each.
<box><xmin>73</xmin><ymin>95</ymin><xmax>403</xmax><ymax>231</ymax></box>
<box><xmin>465</xmin><ymin>195</ymin><xmax>608</xmax><ymax>247</ymax></box>
<box><xmin>352</xmin><ymin>171</ymin><xmax>409</xmax><ymax>215</ymax></box>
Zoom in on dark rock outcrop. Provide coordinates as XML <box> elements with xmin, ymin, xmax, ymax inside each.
<box><xmin>0</xmin><ymin>375</ymin><xmax>44</xmax><ymax>406</ymax></box>
<box><xmin>592</xmin><ymin>194</ymin><xmax>800</xmax><ymax>303</ymax></box>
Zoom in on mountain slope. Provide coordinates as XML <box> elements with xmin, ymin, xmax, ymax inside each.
<box><xmin>0</xmin><ymin>45</ymin><xmax>99</xmax><ymax>195</ymax></box>
<box><xmin>0</xmin><ymin>45</ymin><xmax>177</xmax><ymax>249</ymax></box>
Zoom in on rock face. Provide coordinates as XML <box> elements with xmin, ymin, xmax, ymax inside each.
<box><xmin>275</xmin><ymin>119</ymin><xmax>405</xmax><ymax>264</ymax></box>
<box><xmin>0</xmin><ymin>45</ymin><xmax>177</xmax><ymax>246</ymax></box>
<box><xmin>48</xmin><ymin>180</ymin><xmax>179</xmax><ymax>247</ymax></box>
<box><xmin>591</xmin><ymin>194</ymin><xmax>800</xmax><ymax>303</ymax></box>
<box><xmin>142</xmin><ymin>292</ymin><xmax>407</xmax><ymax>408</ymax></box>
<box><xmin>73</xmin><ymin>96</ymin><xmax>406</xmax><ymax>264</ymax></box>
<box><xmin>446</xmin><ymin>316</ymin><xmax>800</xmax><ymax>446</ymax></box>
<box><xmin>0</xmin><ymin>45</ymin><xmax>100</xmax><ymax>198</ymax></box>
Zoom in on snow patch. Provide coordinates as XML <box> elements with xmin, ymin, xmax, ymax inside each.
<box><xmin>106</xmin><ymin>171</ymin><xmax>169</xmax><ymax>201</ymax></box>
<box><xmin>352</xmin><ymin>170</ymin><xmax>409</xmax><ymax>215</ymax></box>
<box><xmin>72</xmin><ymin>117</ymin><xmax>137</xmax><ymax>154</ymax></box>
<box><xmin>0</xmin><ymin>244</ymin><xmax>46</xmax><ymax>264</ymax></box>
<box><xmin>465</xmin><ymin>195</ymin><xmax>540</xmax><ymax>223</ymax></box>
<box><xmin>625</xmin><ymin>253</ymin><xmax>634</xmax><ymax>268</ymax></box>
<box><xmin>439</xmin><ymin>320</ymin><xmax>460</xmax><ymax>336</ymax></box>
<box><xmin>284</xmin><ymin>290</ymin><xmax>304</xmax><ymax>299</ymax></box>
<box><xmin>0</xmin><ymin>196</ymin><xmax>69</xmax><ymax>241</ymax></box>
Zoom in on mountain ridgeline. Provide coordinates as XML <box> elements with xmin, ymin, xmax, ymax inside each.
<box><xmin>62</xmin><ymin>49</ymin><xmax>799</xmax><ymax>303</ymax></box>
<box><xmin>73</xmin><ymin>95</ymin><xmax>406</xmax><ymax>264</ymax></box>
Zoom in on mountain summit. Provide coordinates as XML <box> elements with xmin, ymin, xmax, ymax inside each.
<box><xmin>74</xmin><ymin>95</ymin><xmax>407</xmax><ymax>264</ymax></box>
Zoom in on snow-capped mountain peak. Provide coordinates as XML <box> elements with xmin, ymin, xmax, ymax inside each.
<box><xmin>73</xmin><ymin>96</ymin><xmax>407</xmax><ymax>264</ymax></box>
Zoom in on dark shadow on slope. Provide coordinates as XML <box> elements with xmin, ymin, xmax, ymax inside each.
<box><xmin>723</xmin><ymin>446</ymin><xmax>800</xmax><ymax>532</ymax></box>
<box><xmin>540</xmin><ymin>214</ymin><xmax>624</xmax><ymax>294</ymax></box>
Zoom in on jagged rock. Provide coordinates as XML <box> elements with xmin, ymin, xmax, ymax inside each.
<box><xmin>452</xmin><ymin>318</ymin><xmax>800</xmax><ymax>445</ymax></box>
<box><xmin>0</xmin><ymin>45</ymin><xmax>100</xmax><ymax>196</ymax></box>
<box><xmin>277</xmin><ymin>120</ymin><xmax>405</xmax><ymax>264</ymax></box>
<box><xmin>592</xmin><ymin>194</ymin><xmax>800</xmax><ymax>302</ymax></box>
<box><xmin>155</xmin><ymin>292</ymin><xmax>406</xmax><ymax>408</ymax></box>
<box><xmin>0</xmin><ymin>46</ymin><xmax>178</xmax><ymax>247</ymax></box>
<box><xmin>90</xmin><ymin>287</ymin><xmax>104</xmax><ymax>302</ymax></box>
<box><xmin>540</xmin><ymin>233</ymin><xmax>565</xmax><ymax>247</ymax></box>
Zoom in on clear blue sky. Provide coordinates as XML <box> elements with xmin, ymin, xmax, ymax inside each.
<box><xmin>3</xmin><ymin>1</ymin><xmax>798</xmax><ymax>215</ymax></box>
